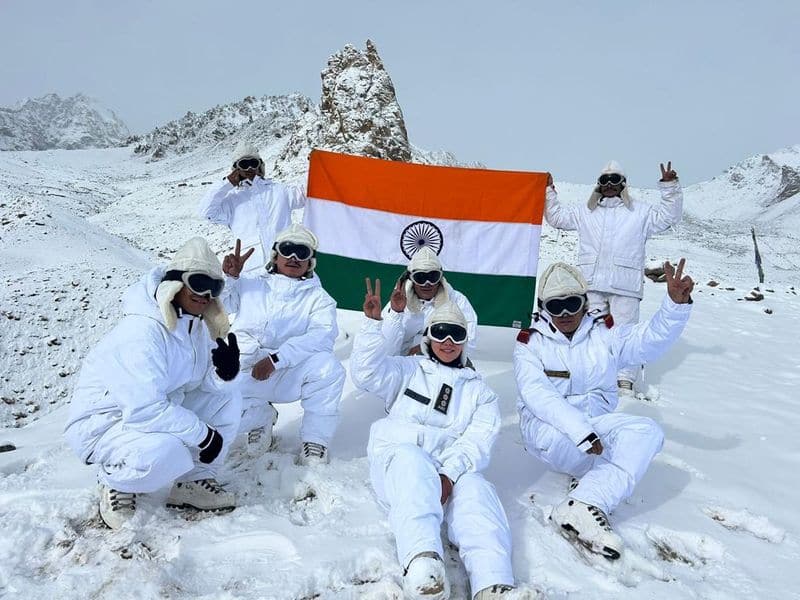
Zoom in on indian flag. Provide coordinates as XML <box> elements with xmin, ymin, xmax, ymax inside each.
<box><xmin>304</xmin><ymin>150</ymin><xmax>547</xmax><ymax>328</ymax></box>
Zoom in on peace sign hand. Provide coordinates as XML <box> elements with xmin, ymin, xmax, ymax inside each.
<box><xmin>211</xmin><ymin>332</ymin><xmax>240</xmax><ymax>381</ymax></box>
<box><xmin>222</xmin><ymin>239</ymin><xmax>255</xmax><ymax>278</ymax></box>
<box><xmin>659</xmin><ymin>161</ymin><xmax>678</xmax><ymax>182</ymax></box>
<box><xmin>390</xmin><ymin>272</ymin><xmax>409</xmax><ymax>312</ymax></box>
<box><xmin>364</xmin><ymin>278</ymin><xmax>383</xmax><ymax>321</ymax></box>
<box><xmin>664</xmin><ymin>258</ymin><xmax>694</xmax><ymax>304</ymax></box>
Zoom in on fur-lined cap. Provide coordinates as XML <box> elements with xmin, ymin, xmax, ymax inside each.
<box><xmin>232</xmin><ymin>141</ymin><xmax>262</xmax><ymax>164</ymax></box>
<box><xmin>268</xmin><ymin>223</ymin><xmax>320</xmax><ymax>277</ymax></box>
<box><xmin>588</xmin><ymin>159</ymin><xmax>632</xmax><ymax>210</ymax></box>
<box><xmin>156</xmin><ymin>238</ymin><xmax>229</xmax><ymax>340</ymax></box>
<box><xmin>408</xmin><ymin>247</ymin><xmax>442</xmax><ymax>273</ymax></box>
<box><xmin>422</xmin><ymin>301</ymin><xmax>469</xmax><ymax>367</ymax></box>
<box><xmin>537</xmin><ymin>262</ymin><xmax>588</xmax><ymax>303</ymax></box>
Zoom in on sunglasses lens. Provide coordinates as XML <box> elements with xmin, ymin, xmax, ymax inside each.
<box><xmin>598</xmin><ymin>173</ymin><xmax>623</xmax><ymax>185</ymax></box>
<box><xmin>237</xmin><ymin>158</ymin><xmax>261</xmax><ymax>170</ymax></box>
<box><xmin>277</xmin><ymin>241</ymin><xmax>312</xmax><ymax>261</ymax></box>
<box><xmin>428</xmin><ymin>322</ymin><xmax>468</xmax><ymax>344</ymax></box>
<box><xmin>185</xmin><ymin>273</ymin><xmax>224</xmax><ymax>298</ymax></box>
<box><xmin>543</xmin><ymin>295</ymin><xmax>585</xmax><ymax>316</ymax></box>
<box><xmin>411</xmin><ymin>270</ymin><xmax>442</xmax><ymax>285</ymax></box>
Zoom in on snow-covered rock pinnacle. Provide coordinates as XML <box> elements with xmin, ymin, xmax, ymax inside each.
<box><xmin>0</xmin><ymin>93</ymin><xmax>129</xmax><ymax>151</ymax></box>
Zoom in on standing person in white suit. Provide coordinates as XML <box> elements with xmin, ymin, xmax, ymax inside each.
<box><xmin>199</xmin><ymin>141</ymin><xmax>306</xmax><ymax>272</ymax></box>
<box><xmin>64</xmin><ymin>238</ymin><xmax>242</xmax><ymax>530</ymax></box>
<box><xmin>221</xmin><ymin>224</ymin><xmax>345</xmax><ymax>465</ymax></box>
<box><xmin>544</xmin><ymin>161</ymin><xmax>683</xmax><ymax>394</ymax></box>
<box><xmin>381</xmin><ymin>246</ymin><xmax>478</xmax><ymax>357</ymax></box>
<box><xmin>513</xmin><ymin>260</ymin><xmax>694</xmax><ymax>559</ymax></box>
<box><xmin>354</xmin><ymin>281</ymin><xmax>524</xmax><ymax>600</ymax></box>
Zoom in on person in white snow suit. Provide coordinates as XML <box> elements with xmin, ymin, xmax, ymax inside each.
<box><xmin>353</xmin><ymin>281</ymin><xmax>520</xmax><ymax>600</ymax></box>
<box><xmin>221</xmin><ymin>224</ymin><xmax>345</xmax><ymax>465</ymax></box>
<box><xmin>64</xmin><ymin>238</ymin><xmax>242</xmax><ymax>530</ymax></box>
<box><xmin>544</xmin><ymin>161</ymin><xmax>683</xmax><ymax>394</ymax></box>
<box><xmin>198</xmin><ymin>141</ymin><xmax>306</xmax><ymax>272</ymax></box>
<box><xmin>513</xmin><ymin>259</ymin><xmax>694</xmax><ymax>559</ymax></box>
<box><xmin>381</xmin><ymin>246</ymin><xmax>478</xmax><ymax>357</ymax></box>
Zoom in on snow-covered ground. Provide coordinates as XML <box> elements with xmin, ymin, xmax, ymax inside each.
<box><xmin>1</xmin><ymin>148</ymin><xmax>798</xmax><ymax>599</ymax></box>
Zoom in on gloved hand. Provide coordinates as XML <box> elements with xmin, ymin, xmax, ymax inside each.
<box><xmin>198</xmin><ymin>426</ymin><xmax>223</xmax><ymax>464</ymax></box>
<box><xmin>212</xmin><ymin>332</ymin><xmax>240</xmax><ymax>381</ymax></box>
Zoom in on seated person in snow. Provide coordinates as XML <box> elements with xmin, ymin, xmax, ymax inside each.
<box><xmin>221</xmin><ymin>224</ymin><xmax>345</xmax><ymax>465</ymax></box>
<box><xmin>198</xmin><ymin>141</ymin><xmax>306</xmax><ymax>273</ymax></box>
<box><xmin>381</xmin><ymin>246</ymin><xmax>478</xmax><ymax>357</ymax></box>
<box><xmin>353</xmin><ymin>281</ymin><xmax>525</xmax><ymax>600</ymax></box>
<box><xmin>64</xmin><ymin>238</ymin><xmax>242</xmax><ymax>530</ymax></box>
<box><xmin>513</xmin><ymin>260</ymin><xmax>694</xmax><ymax>559</ymax></box>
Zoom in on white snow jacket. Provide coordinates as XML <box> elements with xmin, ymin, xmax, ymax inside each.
<box><xmin>513</xmin><ymin>295</ymin><xmax>691</xmax><ymax>447</ymax></box>
<box><xmin>380</xmin><ymin>283</ymin><xmax>478</xmax><ymax>356</ymax></box>
<box><xmin>351</xmin><ymin>317</ymin><xmax>501</xmax><ymax>483</ymax></box>
<box><xmin>544</xmin><ymin>181</ymin><xmax>683</xmax><ymax>298</ymax></box>
<box><xmin>223</xmin><ymin>271</ymin><xmax>338</xmax><ymax>371</ymax></box>
<box><xmin>65</xmin><ymin>268</ymin><xmax>226</xmax><ymax>463</ymax></box>
<box><xmin>198</xmin><ymin>176</ymin><xmax>306</xmax><ymax>270</ymax></box>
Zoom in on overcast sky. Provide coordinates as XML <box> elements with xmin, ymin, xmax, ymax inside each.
<box><xmin>1</xmin><ymin>0</ymin><xmax>798</xmax><ymax>185</ymax></box>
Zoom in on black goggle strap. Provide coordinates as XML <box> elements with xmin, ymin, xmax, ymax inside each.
<box><xmin>428</xmin><ymin>322</ymin><xmax>468</xmax><ymax>344</ymax></box>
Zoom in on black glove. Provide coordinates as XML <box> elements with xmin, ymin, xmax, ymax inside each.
<box><xmin>212</xmin><ymin>332</ymin><xmax>240</xmax><ymax>381</ymax></box>
<box><xmin>198</xmin><ymin>426</ymin><xmax>223</xmax><ymax>464</ymax></box>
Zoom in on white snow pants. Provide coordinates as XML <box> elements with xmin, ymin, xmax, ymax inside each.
<box><xmin>587</xmin><ymin>291</ymin><xmax>641</xmax><ymax>383</ymax></box>
<box><xmin>237</xmin><ymin>351</ymin><xmax>345</xmax><ymax>446</ymax></box>
<box><xmin>369</xmin><ymin>443</ymin><xmax>514</xmax><ymax>594</ymax></box>
<box><xmin>88</xmin><ymin>389</ymin><xmax>241</xmax><ymax>494</ymax></box>
<box><xmin>521</xmin><ymin>411</ymin><xmax>664</xmax><ymax>514</ymax></box>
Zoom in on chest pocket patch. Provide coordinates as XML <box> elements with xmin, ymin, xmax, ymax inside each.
<box><xmin>433</xmin><ymin>384</ymin><xmax>453</xmax><ymax>414</ymax></box>
<box><xmin>404</xmin><ymin>388</ymin><xmax>431</xmax><ymax>405</ymax></box>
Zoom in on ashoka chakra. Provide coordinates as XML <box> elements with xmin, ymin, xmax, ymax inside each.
<box><xmin>400</xmin><ymin>220</ymin><xmax>443</xmax><ymax>259</ymax></box>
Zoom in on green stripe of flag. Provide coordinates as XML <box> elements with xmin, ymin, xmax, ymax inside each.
<box><xmin>316</xmin><ymin>252</ymin><xmax>536</xmax><ymax>329</ymax></box>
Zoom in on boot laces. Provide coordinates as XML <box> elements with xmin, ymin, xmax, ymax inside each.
<box><xmin>109</xmin><ymin>489</ymin><xmax>136</xmax><ymax>511</ymax></box>
<box><xmin>489</xmin><ymin>584</ymin><xmax>514</xmax><ymax>593</ymax></box>
<box><xmin>247</xmin><ymin>427</ymin><xmax>264</xmax><ymax>444</ymax></box>
<box><xmin>588</xmin><ymin>504</ymin><xmax>612</xmax><ymax>531</ymax></box>
<box><xmin>195</xmin><ymin>479</ymin><xmax>224</xmax><ymax>494</ymax></box>
<box><xmin>302</xmin><ymin>442</ymin><xmax>327</xmax><ymax>459</ymax></box>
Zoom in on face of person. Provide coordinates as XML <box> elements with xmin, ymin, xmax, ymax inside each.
<box><xmin>413</xmin><ymin>281</ymin><xmax>440</xmax><ymax>300</ymax></box>
<box><xmin>599</xmin><ymin>182</ymin><xmax>624</xmax><ymax>197</ymax></box>
<box><xmin>550</xmin><ymin>309</ymin><xmax>586</xmax><ymax>335</ymax></box>
<box><xmin>430</xmin><ymin>338</ymin><xmax>463</xmax><ymax>363</ymax></box>
<box><xmin>234</xmin><ymin>157</ymin><xmax>262</xmax><ymax>181</ymax></box>
<box><xmin>275</xmin><ymin>254</ymin><xmax>310</xmax><ymax>279</ymax></box>
<box><xmin>174</xmin><ymin>286</ymin><xmax>212</xmax><ymax>317</ymax></box>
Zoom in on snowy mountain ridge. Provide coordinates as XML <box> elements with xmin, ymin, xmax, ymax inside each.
<box><xmin>0</xmin><ymin>93</ymin><xmax>129</xmax><ymax>151</ymax></box>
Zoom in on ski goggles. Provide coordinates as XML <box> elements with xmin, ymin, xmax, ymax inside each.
<box><xmin>276</xmin><ymin>241</ymin><xmax>314</xmax><ymax>261</ymax></box>
<box><xmin>597</xmin><ymin>173</ymin><xmax>625</xmax><ymax>186</ymax></box>
<box><xmin>182</xmin><ymin>272</ymin><xmax>225</xmax><ymax>298</ymax></box>
<box><xmin>428</xmin><ymin>322</ymin><xmax>468</xmax><ymax>345</ymax></box>
<box><xmin>542</xmin><ymin>295</ymin><xmax>586</xmax><ymax>317</ymax></box>
<box><xmin>410</xmin><ymin>270</ymin><xmax>442</xmax><ymax>286</ymax></box>
<box><xmin>234</xmin><ymin>157</ymin><xmax>263</xmax><ymax>170</ymax></box>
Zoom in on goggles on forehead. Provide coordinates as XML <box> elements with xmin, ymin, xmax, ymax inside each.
<box><xmin>542</xmin><ymin>295</ymin><xmax>586</xmax><ymax>317</ymax></box>
<box><xmin>427</xmin><ymin>322</ymin><xmax>468</xmax><ymax>345</ymax></box>
<box><xmin>410</xmin><ymin>270</ymin><xmax>442</xmax><ymax>286</ymax></box>
<box><xmin>234</xmin><ymin>157</ymin><xmax>263</xmax><ymax>171</ymax></box>
<box><xmin>276</xmin><ymin>241</ymin><xmax>314</xmax><ymax>261</ymax></box>
<box><xmin>182</xmin><ymin>272</ymin><xmax>225</xmax><ymax>298</ymax></box>
<box><xmin>597</xmin><ymin>173</ymin><xmax>625</xmax><ymax>186</ymax></box>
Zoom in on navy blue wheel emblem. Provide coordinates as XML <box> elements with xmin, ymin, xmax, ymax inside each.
<box><xmin>400</xmin><ymin>220</ymin><xmax>443</xmax><ymax>259</ymax></box>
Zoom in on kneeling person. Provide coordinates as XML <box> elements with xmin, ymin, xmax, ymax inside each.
<box><xmin>354</xmin><ymin>279</ymin><xmax>519</xmax><ymax>600</ymax></box>
<box><xmin>513</xmin><ymin>260</ymin><xmax>694</xmax><ymax>559</ymax></box>
<box><xmin>222</xmin><ymin>224</ymin><xmax>345</xmax><ymax>465</ymax></box>
<box><xmin>64</xmin><ymin>238</ymin><xmax>242</xmax><ymax>530</ymax></box>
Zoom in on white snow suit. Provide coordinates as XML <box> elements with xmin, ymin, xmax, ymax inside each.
<box><xmin>380</xmin><ymin>282</ymin><xmax>478</xmax><ymax>356</ymax></box>
<box><xmin>64</xmin><ymin>268</ymin><xmax>241</xmax><ymax>493</ymax></box>
<box><xmin>513</xmin><ymin>295</ymin><xmax>691</xmax><ymax>514</ymax></box>
<box><xmin>223</xmin><ymin>271</ymin><xmax>344</xmax><ymax>445</ymax></box>
<box><xmin>351</xmin><ymin>317</ymin><xmax>514</xmax><ymax>594</ymax></box>
<box><xmin>198</xmin><ymin>177</ymin><xmax>306</xmax><ymax>271</ymax></box>
<box><xmin>545</xmin><ymin>181</ymin><xmax>683</xmax><ymax>382</ymax></box>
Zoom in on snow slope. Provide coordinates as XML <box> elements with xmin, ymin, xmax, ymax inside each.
<box><xmin>1</xmin><ymin>148</ymin><xmax>799</xmax><ymax>599</ymax></box>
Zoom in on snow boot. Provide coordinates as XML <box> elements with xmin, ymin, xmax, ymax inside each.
<box><xmin>246</xmin><ymin>403</ymin><xmax>278</xmax><ymax>456</ymax></box>
<box><xmin>167</xmin><ymin>479</ymin><xmax>235</xmax><ymax>512</ymax></box>
<box><xmin>550</xmin><ymin>498</ymin><xmax>623</xmax><ymax>559</ymax></box>
<box><xmin>403</xmin><ymin>552</ymin><xmax>449</xmax><ymax>600</ymax></box>
<box><xmin>99</xmin><ymin>484</ymin><xmax>136</xmax><ymax>530</ymax></box>
<box><xmin>617</xmin><ymin>379</ymin><xmax>634</xmax><ymax>397</ymax></box>
<box><xmin>296</xmin><ymin>441</ymin><xmax>329</xmax><ymax>466</ymax></box>
<box><xmin>567</xmin><ymin>476</ymin><xmax>579</xmax><ymax>493</ymax></box>
<box><xmin>473</xmin><ymin>584</ymin><xmax>515</xmax><ymax>599</ymax></box>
